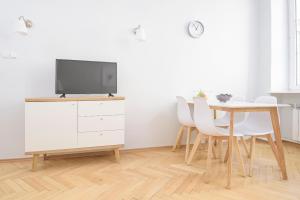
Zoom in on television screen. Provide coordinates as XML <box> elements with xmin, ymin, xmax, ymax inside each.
<box><xmin>55</xmin><ymin>59</ymin><xmax>117</xmax><ymax>95</ymax></box>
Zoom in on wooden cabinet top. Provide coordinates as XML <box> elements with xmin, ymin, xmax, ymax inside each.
<box><xmin>25</xmin><ymin>96</ymin><xmax>125</xmax><ymax>102</ymax></box>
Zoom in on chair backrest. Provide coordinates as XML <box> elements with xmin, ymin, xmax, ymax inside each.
<box><xmin>193</xmin><ymin>97</ymin><xmax>218</xmax><ymax>135</ymax></box>
<box><xmin>176</xmin><ymin>96</ymin><xmax>194</xmax><ymax>126</ymax></box>
<box><xmin>243</xmin><ymin>96</ymin><xmax>277</xmax><ymax>131</ymax></box>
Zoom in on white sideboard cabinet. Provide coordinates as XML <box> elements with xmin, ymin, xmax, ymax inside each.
<box><xmin>25</xmin><ymin>96</ymin><xmax>125</xmax><ymax>170</ymax></box>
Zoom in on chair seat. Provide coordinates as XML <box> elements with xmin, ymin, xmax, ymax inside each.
<box><xmin>182</xmin><ymin>122</ymin><xmax>195</xmax><ymax>127</ymax></box>
<box><xmin>214</xmin><ymin>116</ymin><xmax>245</xmax><ymax>127</ymax></box>
<box><xmin>203</xmin><ymin>127</ymin><xmax>244</xmax><ymax>137</ymax></box>
<box><xmin>233</xmin><ymin>124</ymin><xmax>273</xmax><ymax>136</ymax></box>
<box><xmin>217</xmin><ymin>125</ymin><xmax>272</xmax><ymax>137</ymax></box>
<box><xmin>214</xmin><ymin>118</ymin><xmax>229</xmax><ymax>127</ymax></box>
<box><xmin>211</xmin><ymin>125</ymin><xmax>272</xmax><ymax>137</ymax></box>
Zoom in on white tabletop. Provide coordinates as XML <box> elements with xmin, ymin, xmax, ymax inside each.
<box><xmin>187</xmin><ymin>100</ymin><xmax>290</xmax><ymax>108</ymax></box>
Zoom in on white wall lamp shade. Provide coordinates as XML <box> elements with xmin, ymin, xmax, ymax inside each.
<box><xmin>133</xmin><ymin>25</ymin><xmax>146</xmax><ymax>41</ymax></box>
<box><xmin>16</xmin><ymin>16</ymin><xmax>32</xmax><ymax>35</ymax></box>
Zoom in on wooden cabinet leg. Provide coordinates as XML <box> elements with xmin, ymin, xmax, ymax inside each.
<box><xmin>114</xmin><ymin>149</ymin><xmax>120</xmax><ymax>162</ymax></box>
<box><xmin>43</xmin><ymin>154</ymin><xmax>48</xmax><ymax>160</ymax></box>
<box><xmin>32</xmin><ymin>154</ymin><xmax>39</xmax><ymax>171</ymax></box>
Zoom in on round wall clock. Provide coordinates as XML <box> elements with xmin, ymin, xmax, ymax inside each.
<box><xmin>188</xmin><ymin>20</ymin><xmax>204</xmax><ymax>38</ymax></box>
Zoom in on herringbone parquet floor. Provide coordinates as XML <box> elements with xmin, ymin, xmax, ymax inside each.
<box><xmin>0</xmin><ymin>141</ymin><xmax>300</xmax><ymax>200</ymax></box>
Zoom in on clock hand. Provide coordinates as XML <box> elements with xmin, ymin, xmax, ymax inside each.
<box><xmin>193</xmin><ymin>24</ymin><xmax>198</xmax><ymax>30</ymax></box>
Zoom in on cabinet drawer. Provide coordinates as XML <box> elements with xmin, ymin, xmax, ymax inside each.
<box><xmin>78</xmin><ymin>130</ymin><xmax>124</xmax><ymax>147</ymax></box>
<box><xmin>78</xmin><ymin>100</ymin><xmax>124</xmax><ymax>116</ymax></box>
<box><xmin>99</xmin><ymin>115</ymin><xmax>124</xmax><ymax>131</ymax></box>
<box><xmin>78</xmin><ymin>115</ymin><xmax>124</xmax><ymax>132</ymax></box>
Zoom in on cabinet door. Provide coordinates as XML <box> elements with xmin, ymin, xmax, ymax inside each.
<box><xmin>25</xmin><ymin>102</ymin><xmax>77</xmax><ymax>152</ymax></box>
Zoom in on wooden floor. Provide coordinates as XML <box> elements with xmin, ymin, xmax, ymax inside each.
<box><xmin>0</xmin><ymin>141</ymin><xmax>300</xmax><ymax>200</ymax></box>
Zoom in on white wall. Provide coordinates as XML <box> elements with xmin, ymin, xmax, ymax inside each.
<box><xmin>0</xmin><ymin>0</ymin><xmax>260</xmax><ymax>159</ymax></box>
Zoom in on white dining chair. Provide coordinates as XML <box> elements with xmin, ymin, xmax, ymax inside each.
<box><xmin>190</xmin><ymin>97</ymin><xmax>246</xmax><ymax>181</ymax></box>
<box><xmin>214</xmin><ymin>96</ymin><xmax>249</xmax><ymax>157</ymax></box>
<box><xmin>232</xmin><ymin>96</ymin><xmax>279</xmax><ymax>176</ymax></box>
<box><xmin>172</xmin><ymin>96</ymin><xmax>197</xmax><ymax>162</ymax></box>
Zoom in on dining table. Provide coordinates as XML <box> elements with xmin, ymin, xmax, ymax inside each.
<box><xmin>187</xmin><ymin>100</ymin><xmax>290</xmax><ymax>189</ymax></box>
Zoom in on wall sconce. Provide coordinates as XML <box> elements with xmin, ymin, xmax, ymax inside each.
<box><xmin>16</xmin><ymin>16</ymin><xmax>33</xmax><ymax>35</ymax></box>
<box><xmin>133</xmin><ymin>25</ymin><xmax>146</xmax><ymax>41</ymax></box>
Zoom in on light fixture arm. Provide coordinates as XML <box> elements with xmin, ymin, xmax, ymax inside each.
<box><xmin>19</xmin><ymin>16</ymin><xmax>33</xmax><ymax>28</ymax></box>
<box><xmin>133</xmin><ymin>25</ymin><xmax>141</xmax><ymax>34</ymax></box>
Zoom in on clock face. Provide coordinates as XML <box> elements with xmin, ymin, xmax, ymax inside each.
<box><xmin>188</xmin><ymin>20</ymin><xmax>204</xmax><ymax>38</ymax></box>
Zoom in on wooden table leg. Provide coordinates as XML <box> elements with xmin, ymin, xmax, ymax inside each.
<box><xmin>270</xmin><ymin>108</ymin><xmax>288</xmax><ymax>180</ymax></box>
<box><xmin>226</xmin><ymin>111</ymin><xmax>234</xmax><ymax>189</ymax></box>
<box><xmin>114</xmin><ymin>148</ymin><xmax>120</xmax><ymax>162</ymax></box>
<box><xmin>265</xmin><ymin>134</ymin><xmax>280</xmax><ymax>166</ymax></box>
<box><xmin>32</xmin><ymin>154</ymin><xmax>39</xmax><ymax>171</ymax></box>
<box><xmin>224</xmin><ymin>142</ymin><xmax>229</xmax><ymax>163</ymax></box>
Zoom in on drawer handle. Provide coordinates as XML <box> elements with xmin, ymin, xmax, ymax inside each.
<box><xmin>99</xmin><ymin>133</ymin><xmax>103</xmax><ymax>136</ymax></box>
<box><xmin>100</xmin><ymin>118</ymin><xmax>103</xmax><ymax>120</ymax></box>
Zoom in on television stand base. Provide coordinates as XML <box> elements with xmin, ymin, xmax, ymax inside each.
<box><xmin>60</xmin><ymin>94</ymin><xmax>66</xmax><ymax>98</ymax></box>
<box><xmin>108</xmin><ymin>93</ymin><xmax>114</xmax><ymax>97</ymax></box>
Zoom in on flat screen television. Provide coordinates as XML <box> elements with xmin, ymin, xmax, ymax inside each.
<box><xmin>55</xmin><ymin>59</ymin><xmax>117</xmax><ymax>97</ymax></box>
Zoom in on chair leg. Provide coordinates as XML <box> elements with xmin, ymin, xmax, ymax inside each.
<box><xmin>249</xmin><ymin>136</ymin><xmax>256</xmax><ymax>177</ymax></box>
<box><xmin>234</xmin><ymin>137</ymin><xmax>246</xmax><ymax>177</ymax></box>
<box><xmin>217</xmin><ymin>138</ymin><xmax>223</xmax><ymax>160</ymax></box>
<box><xmin>212</xmin><ymin>140</ymin><xmax>217</xmax><ymax>159</ymax></box>
<box><xmin>224</xmin><ymin>139</ymin><xmax>229</xmax><ymax>163</ymax></box>
<box><xmin>240</xmin><ymin>137</ymin><xmax>250</xmax><ymax>158</ymax></box>
<box><xmin>185</xmin><ymin>127</ymin><xmax>192</xmax><ymax>162</ymax></box>
<box><xmin>187</xmin><ymin>132</ymin><xmax>201</xmax><ymax>165</ymax></box>
<box><xmin>172</xmin><ymin>126</ymin><xmax>184</xmax><ymax>151</ymax></box>
<box><xmin>205</xmin><ymin>136</ymin><xmax>214</xmax><ymax>183</ymax></box>
<box><xmin>266</xmin><ymin>134</ymin><xmax>280</xmax><ymax>168</ymax></box>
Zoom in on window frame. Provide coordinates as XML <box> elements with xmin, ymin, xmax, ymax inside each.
<box><xmin>289</xmin><ymin>0</ymin><xmax>300</xmax><ymax>90</ymax></box>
